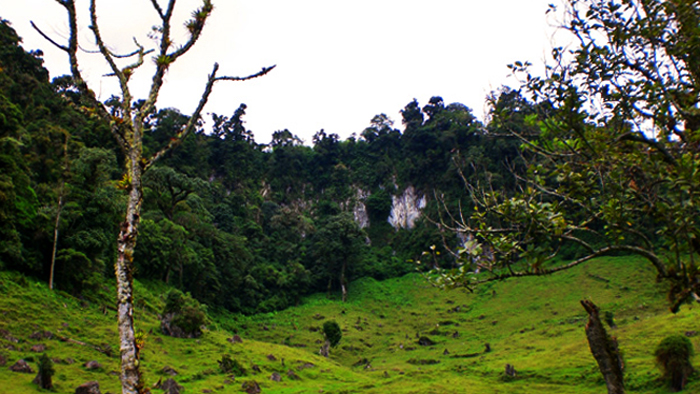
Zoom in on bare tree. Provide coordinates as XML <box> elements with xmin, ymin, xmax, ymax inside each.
<box><xmin>33</xmin><ymin>1</ymin><xmax>274</xmax><ymax>392</ymax></box>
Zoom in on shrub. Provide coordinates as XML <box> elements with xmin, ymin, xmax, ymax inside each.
<box><xmin>161</xmin><ymin>289</ymin><xmax>208</xmax><ymax>338</ymax></box>
<box><xmin>218</xmin><ymin>354</ymin><xmax>246</xmax><ymax>376</ymax></box>
<box><xmin>37</xmin><ymin>353</ymin><xmax>54</xmax><ymax>389</ymax></box>
<box><xmin>655</xmin><ymin>334</ymin><xmax>694</xmax><ymax>392</ymax></box>
<box><xmin>322</xmin><ymin>320</ymin><xmax>342</xmax><ymax>347</ymax></box>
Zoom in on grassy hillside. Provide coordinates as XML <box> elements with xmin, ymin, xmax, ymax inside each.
<box><xmin>1</xmin><ymin>255</ymin><xmax>698</xmax><ymax>393</ymax></box>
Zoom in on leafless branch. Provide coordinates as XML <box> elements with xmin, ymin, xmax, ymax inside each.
<box><xmin>144</xmin><ymin>64</ymin><xmax>276</xmax><ymax>170</ymax></box>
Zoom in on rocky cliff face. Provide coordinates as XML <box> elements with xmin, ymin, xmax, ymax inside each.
<box><xmin>388</xmin><ymin>186</ymin><xmax>426</xmax><ymax>229</ymax></box>
<box><xmin>353</xmin><ymin>189</ymin><xmax>370</xmax><ymax>229</ymax></box>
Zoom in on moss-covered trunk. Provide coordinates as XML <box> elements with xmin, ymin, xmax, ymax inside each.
<box><xmin>115</xmin><ymin>154</ymin><xmax>143</xmax><ymax>394</ymax></box>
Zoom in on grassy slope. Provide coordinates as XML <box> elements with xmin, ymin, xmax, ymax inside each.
<box><xmin>0</xmin><ymin>255</ymin><xmax>698</xmax><ymax>393</ymax></box>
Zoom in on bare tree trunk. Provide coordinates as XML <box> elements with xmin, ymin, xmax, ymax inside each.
<box><xmin>340</xmin><ymin>261</ymin><xmax>347</xmax><ymax>302</ymax></box>
<box><xmin>581</xmin><ymin>300</ymin><xmax>625</xmax><ymax>394</ymax></box>
<box><xmin>115</xmin><ymin>158</ymin><xmax>143</xmax><ymax>394</ymax></box>
<box><xmin>49</xmin><ymin>182</ymin><xmax>64</xmax><ymax>290</ymax></box>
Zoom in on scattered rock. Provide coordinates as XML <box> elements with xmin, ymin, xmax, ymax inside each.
<box><xmin>286</xmin><ymin>369</ymin><xmax>300</xmax><ymax>380</ymax></box>
<box><xmin>266</xmin><ymin>354</ymin><xmax>277</xmax><ymax>361</ymax></box>
<box><xmin>227</xmin><ymin>335</ymin><xmax>243</xmax><ymax>344</ymax></box>
<box><xmin>223</xmin><ymin>378</ymin><xmax>234</xmax><ymax>385</ymax></box>
<box><xmin>74</xmin><ymin>381</ymin><xmax>101</xmax><ymax>394</ymax></box>
<box><xmin>297</xmin><ymin>363</ymin><xmax>315</xmax><ymax>370</ymax></box>
<box><xmin>443</xmin><ymin>349</ymin><xmax>450</xmax><ymax>355</ymax></box>
<box><xmin>270</xmin><ymin>372</ymin><xmax>282</xmax><ymax>382</ymax></box>
<box><xmin>685</xmin><ymin>331</ymin><xmax>698</xmax><ymax>337</ymax></box>
<box><xmin>484</xmin><ymin>343</ymin><xmax>491</xmax><ymax>353</ymax></box>
<box><xmin>312</xmin><ymin>313</ymin><xmax>325</xmax><ymax>320</ymax></box>
<box><xmin>161</xmin><ymin>378</ymin><xmax>182</xmax><ymax>394</ymax></box>
<box><xmin>202</xmin><ymin>390</ymin><xmax>213</xmax><ymax>394</ymax></box>
<box><xmin>505</xmin><ymin>364</ymin><xmax>517</xmax><ymax>378</ymax></box>
<box><xmin>417</xmin><ymin>336</ymin><xmax>435</xmax><ymax>346</ymax></box>
<box><xmin>162</xmin><ymin>366</ymin><xmax>178</xmax><ymax>376</ymax></box>
<box><xmin>10</xmin><ymin>359</ymin><xmax>34</xmax><ymax>373</ymax></box>
<box><xmin>252</xmin><ymin>365</ymin><xmax>261</xmax><ymax>373</ymax></box>
<box><xmin>29</xmin><ymin>331</ymin><xmax>53</xmax><ymax>340</ymax></box>
<box><xmin>241</xmin><ymin>380</ymin><xmax>261</xmax><ymax>394</ymax></box>
<box><xmin>0</xmin><ymin>354</ymin><xmax>5</xmax><ymax>366</ymax></box>
<box><xmin>31</xmin><ymin>344</ymin><xmax>46</xmax><ymax>352</ymax></box>
<box><xmin>66</xmin><ymin>358</ymin><xmax>76</xmax><ymax>364</ymax></box>
<box><xmin>84</xmin><ymin>360</ymin><xmax>101</xmax><ymax>370</ymax></box>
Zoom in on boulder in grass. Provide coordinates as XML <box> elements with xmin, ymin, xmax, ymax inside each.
<box><xmin>161</xmin><ymin>378</ymin><xmax>182</xmax><ymax>394</ymax></box>
<box><xmin>31</xmin><ymin>344</ymin><xmax>46</xmax><ymax>352</ymax></box>
<box><xmin>10</xmin><ymin>359</ymin><xmax>34</xmax><ymax>373</ymax></box>
<box><xmin>242</xmin><ymin>380</ymin><xmax>261</xmax><ymax>394</ymax></box>
<box><xmin>84</xmin><ymin>360</ymin><xmax>101</xmax><ymax>370</ymax></box>
<box><xmin>270</xmin><ymin>372</ymin><xmax>282</xmax><ymax>382</ymax></box>
<box><xmin>74</xmin><ymin>381</ymin><xmax>101</xmax><ymax>394</ymax></box>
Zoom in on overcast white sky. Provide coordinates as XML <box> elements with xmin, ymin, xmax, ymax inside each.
<box><xmin>2</xmin><ymin>0</ymin><xmax>563</xmax><ymax>144</ymax></box>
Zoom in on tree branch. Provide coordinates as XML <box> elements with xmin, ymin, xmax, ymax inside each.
<box><xmin>144</xmin><ymin>64</ymin><xmax>276</xmax><ymax>171</ymax></box>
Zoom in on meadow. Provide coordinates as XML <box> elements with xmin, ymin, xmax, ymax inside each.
<box><xmin>1</xmin><ymin>255</ymin><xmax>698</xmax><ymax>393</ymax></box>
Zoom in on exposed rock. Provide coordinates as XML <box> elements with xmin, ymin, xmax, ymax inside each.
<box><xmin>251</xmin><ymin>364</ymin><xmax>261</xmax><ymax>373</ymax></box>
<box><xmin>30</xmin><ymin>331</ymin><xmax>53</xmax><ymax>340</ymax></box>
<box><xmin>685</xmin><ymin>330</ymin><xmax>698</xmax><ymax>337</ymax></box>
<box><xmin>484</xmin><ymin>343</ymin><xmax>491</xmax><ymax>353</ymax></box>
<box><xmin>352</xmin><ymin>188</ymin><xmax>370</xmax><ymax>228</ymax></box>
<box><xmin>227</xmin><ymin>335</ymin><xmax>243</xmax><ymax>344</ymax></box>
<box><xmin>162</xmin><ymin>366</ymin><xmax>178</xmax><ymax>376</ymax></box>
<box><xmin>388</xmin><ymin>186</ymin><xmax>426</xmax><ymax>229</ymax></box>
<box><xmin>417</xmin><ymin>336</ymin><xmax>435</xmax><ymax>346</ymax></box>
<box><xmin>270</xmin><ymin>372</ymin><xmax>282</xmax><ymax>382</ymax></box>
<box><xmin>241</xmin><ymin>380</ymin><xmax>261</xmax><ymax>394</ymax></box>
<box><xmin>31</xmin><ymin>344</ymin><xmax>46</xmax><ymax>352</ymax></box>
<box><xmin>443</xmin><ymin>349</ymin><xmax>450</xmax><ymax>355</ymax></box>
<box><xmin>10</xmin><ymin>359</ymin><xmax>34</xmax><ymax>373</ymax></box>
<box><xmin>0</xmin><ymin>354</ymin><xmax>5</xmax><ymax>366</ymax></box>
<box><xmin>266</xmin><ymin>354</ymin><xmax>277</xmax><ymax>361</ymax></box>
<box><xmin>83</xmin><ymin>360</ymin><xmax>101</xmax><ymax>370</ymax></box>
<box><xmin>74</xmin><ymin>381</ymin><xmax>101</xmax><ymax>394</ymax></box>
<box><xmin>161</xmin><ymin>378</ymin><xmax>182</xmax><ymax>394</ymax></box>
<box><xmin>297</xmin><ymin>363</ymin><xmax>315</xmax><ymax>370</ymax></box>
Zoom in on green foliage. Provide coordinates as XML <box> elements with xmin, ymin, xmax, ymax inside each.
<box><xmin>322</xmin><ymin>320</ymin><xmax>342</xmax><ymax>348</ymax></box>
<box><xmin>218</xmin><ymin>354</ymin><xmax>246</xmax><ymax>376</ymax></box>
<box><xmin>655</xmin><ymin>335</ymin><xmax>694</xmax><ymax>391</ymax></box>
<box><xmin>37</xmin><ymin>353</ymin><xmax>54</xmax><ymax>389</ymax></box>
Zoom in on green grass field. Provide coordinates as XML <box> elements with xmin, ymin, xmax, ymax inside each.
<box><xmin>1</xmin><ymin>255</ymin><xmax>698</xmax><ymax>393</ymax></box>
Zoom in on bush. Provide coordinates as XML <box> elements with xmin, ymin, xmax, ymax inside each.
<box><xmin>655</xmin><ymin>334</ymin><xmax>694</xmax><ymax>392</ymax></box>
<box><xmin>218</xmin><ymin>354</ymin><xmax>246</xmax><ymax>376</ymax></box>
<box><xmin>36</xmin><ymin>353</ymin><xmax>54</xmax><ymax>389</ymax></box>
<box><xmin>161</xmin><ymin>289</ymin><xmax>208</xmax><ymax>338</ymax></box>
<box><xmin>322</xmin><ymin>320</ymin><xmax>342</xmax><ymax>347</ymax></box>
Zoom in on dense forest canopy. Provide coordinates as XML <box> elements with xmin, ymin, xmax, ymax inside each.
<box><xmin>0</xmin><ymin>17</ymin><xmax>526</xmax><ymax>315</ymax></box>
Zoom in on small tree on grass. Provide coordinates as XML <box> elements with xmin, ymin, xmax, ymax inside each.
<box><xmin>655</xmin><ymin>335</ymin><xmax>694</xmax><ymax>392</ymax></box>
<box><xmin>320</xmin><ymin>320</ymin><xmax>342</xmax><ymax>357</ymax></box>
<box><xmin>34</xmin><ymin>353</ymin><xmax>55</xmax><ymax>390</ymax></box>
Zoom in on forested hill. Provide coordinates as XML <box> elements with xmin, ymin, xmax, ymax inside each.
<box><xmin>0</xmin><ymin>19</ymin><xmax>528</xmax><ymax>314</ymax></box>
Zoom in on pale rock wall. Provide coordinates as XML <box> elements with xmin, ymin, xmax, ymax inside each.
<box><xmin>388</xmin><ymin>186</ymin><xmax>426</xmax><ymax>229</ymax></box>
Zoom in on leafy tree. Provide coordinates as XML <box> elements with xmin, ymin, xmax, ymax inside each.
<box><xmin>311</xmin><ymin>213</ymin><xmax>366</xmax><ymax>302</ymax></box>
<box><xmin>32</xmin><ymin>1</ymin><xmax>274</xmax><ymax>391</ymax></box>
<box><xmin>440</xmin><ymin>0</ymin><xmax>700</xmax><ymax>311</ymax></box>
<box><xmin>655</xmin><ymin>334</ymin><xmax>694</xmax><ymax>392</ymax></box>
<box><xmin>428</xmin><ymin>2</ymin><xmax>700</xmax><ymax>393</ymax></box>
